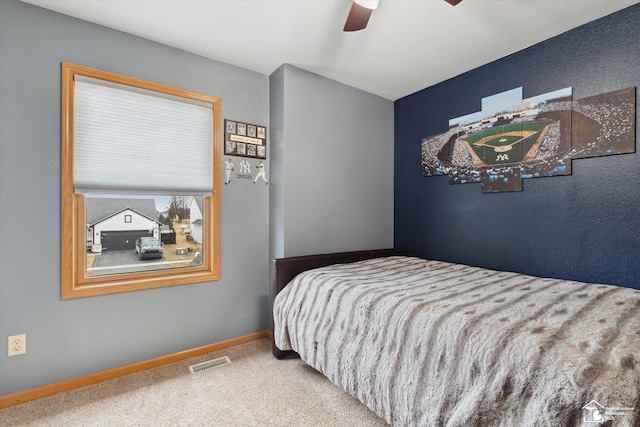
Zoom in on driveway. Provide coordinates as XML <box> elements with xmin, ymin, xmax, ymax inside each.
<box><xmin>88</xmin><ymin>250</ymin><xmax>170</xmax><ymax>276</ymax></box>
<box><xmin>92</xmin><ymin>249</ymin><xmax>140</xmax><ymax>267</ymax></box>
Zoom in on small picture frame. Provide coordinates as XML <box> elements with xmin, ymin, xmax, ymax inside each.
<box><xmin>257</xmin><ymin>145</ymin><xmax>266</xmax><ymax>158</ymax></box>
<box><xmin>224</xmin><ymin>119</ymin><xmax>267</xmax><ymax>159</ymax></box>
<box><xmin>226</xmin><ymin>140</ymin><xmax>236</xmax><ymax>153</ymax></box>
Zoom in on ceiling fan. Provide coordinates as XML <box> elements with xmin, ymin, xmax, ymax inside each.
<box><xmin>343</xmin><ymin>0</ymin><xmax>463</xmax><ymax>32</ymax></box>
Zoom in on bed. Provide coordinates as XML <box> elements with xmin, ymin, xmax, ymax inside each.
<box><xmin>272</xmin><ymin>250</ymin><xmax>640</xmax><ymax>426</ymax></box>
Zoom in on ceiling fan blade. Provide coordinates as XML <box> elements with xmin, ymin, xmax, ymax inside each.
<box><xmin>444</xmin><ymin>0</ymin><xmax>463</xmax><ymax>5</ymax></box>
<box><xmin>343</xmin><ymin>1</ymin><xmax>374</xmax><ymax>32</ymax></box>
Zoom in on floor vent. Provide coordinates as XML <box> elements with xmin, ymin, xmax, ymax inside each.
<box><xmin>189</xmin><ymin>356</ymin><xmax>231</xmax><ymax>374</ymax></box>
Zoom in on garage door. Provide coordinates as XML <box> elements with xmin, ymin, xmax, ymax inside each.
<box><xmin>101</xmin><ymin>230</ymin><xmax>153</xmax><ymax>251</ymax></box>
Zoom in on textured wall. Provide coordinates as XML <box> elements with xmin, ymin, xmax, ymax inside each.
<box><xmin>394</xmin><ymin>5</ymin><xmax>640</xmax><ymax>289</ymax></box>
<box><xmin>0</xmin><ymin>0</ymin><xmax>269</xmax><ymax>395</ymax></box>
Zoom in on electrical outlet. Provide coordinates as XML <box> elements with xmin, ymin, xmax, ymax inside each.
<box><xmin>8</xmin><ymin>334</ymin><xmax>26</xmax><ymax>357</ymax></box>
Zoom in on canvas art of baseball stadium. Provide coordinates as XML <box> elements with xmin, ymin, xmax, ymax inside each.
<box><xmin>421</xmin><ymin>86</ymin><xmax>636</xmax><ymax>193</ymax></box>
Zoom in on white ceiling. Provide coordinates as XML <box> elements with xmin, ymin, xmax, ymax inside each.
<box><xmin>22</xmin><ymin>0</ymin><xmax>640</xmax><ymax>100</ymax></box>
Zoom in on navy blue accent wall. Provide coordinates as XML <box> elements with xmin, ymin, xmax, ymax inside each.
<box><xmin>394</xmin><ymin>5</ymin><xmax>640</xmax><ymax>289</ymax></box>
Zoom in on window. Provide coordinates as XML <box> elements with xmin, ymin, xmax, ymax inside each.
<box><xmin>61</xmin><ymin>63</ymin><xmax>220</xmax><ymax>298</ymax></box>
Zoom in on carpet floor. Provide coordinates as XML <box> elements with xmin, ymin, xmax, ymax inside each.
<box><xmin>0</xmin><ymin>338</ymin><xmax>388</xmax><ymax>426</ymax></box>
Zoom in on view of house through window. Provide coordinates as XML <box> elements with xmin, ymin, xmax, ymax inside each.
<box><xmin>61</xmin><ymin>62</ymin><xmax>220</xmax><ymax>298</ymax></box>
<box><xmin>85</xmin><ymin>195</ymin><xmax>204</xmax><ymax>277</ymax></box>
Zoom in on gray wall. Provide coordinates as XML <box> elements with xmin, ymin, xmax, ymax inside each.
<box><xmin>269</xmin><ymin>64</ymin><xmax>395</xmax><ymax>262</ymax></box>
<box><xmin>0</xmin><ymin>0</ymin><xmax>269</xmax><ymax>395</ymax></box>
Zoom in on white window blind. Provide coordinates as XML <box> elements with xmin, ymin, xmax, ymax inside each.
<box><xmin>74</xmin><ymin>77</ymin><xmax>213</xmax><ymax>195</ymax></box>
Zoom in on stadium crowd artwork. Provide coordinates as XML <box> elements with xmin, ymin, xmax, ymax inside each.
<box><xmin>421</xmin><ymin>86</ymin><xmax>636</xmax><ymax>193</ymax></box>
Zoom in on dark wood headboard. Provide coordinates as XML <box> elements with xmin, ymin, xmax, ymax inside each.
<box><xmin>271</xmin><ymin>248</ymin><xmax>406</xmax><ymax>358</ymax></box>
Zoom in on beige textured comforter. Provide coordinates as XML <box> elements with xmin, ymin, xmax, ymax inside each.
<box><xmin>273</xmin><ymin>256</ymin><xmax>640</xmax><ymax>426</ymax></box>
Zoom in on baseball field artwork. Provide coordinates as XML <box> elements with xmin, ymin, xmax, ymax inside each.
<box><xmin>421</xmin><ymin>86</ymin><xmax>636</xmax><ymax>193</ymax></box>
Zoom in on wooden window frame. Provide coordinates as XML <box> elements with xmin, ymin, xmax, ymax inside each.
<box><xmin>61</xmin><ymin>63</ymin><xmax>220</xmax><ymax>299</ymax></box>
